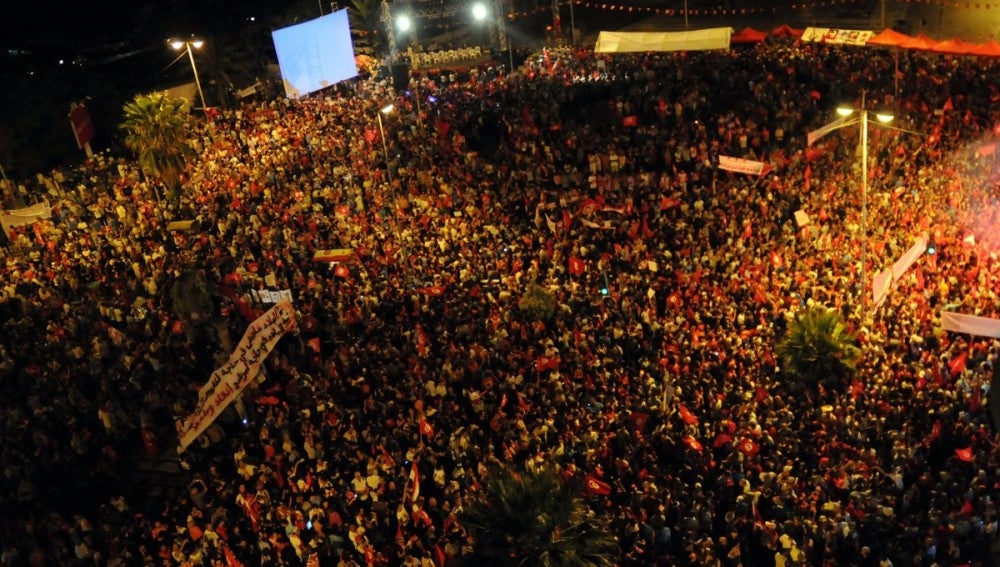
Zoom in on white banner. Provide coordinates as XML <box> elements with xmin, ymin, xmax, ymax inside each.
<box><xmin>891</xmin><ymin>235</ymin><xmax>928</xmax><ymax>282</ymax></box>
<box><xmin>177</xmin><ymin>301</ymin><xmax>297</xmax><ymax>450</ymax></box>
<box><xmin>718</xmin><ymin>155</ymin><xmax>770</xmax><ymax>176</ymax></box>
<box><xmin>0</xmin><ymin>199</ymin><xmax>51</xmax><ymax>234</ymax></box>
<box><xmin>801</xmin><ymin>27</ymin><xmax>874</xmax><ymax>46</ymax></box>
<box><xmin>941</xmin><ymin>311</ymin><xmax>1000</xmax><ymax>339</ymax></box>
<box><xmin>252</xmin><ymin>289</ymin><xmax>293</xmax><ymax>303</ymax></box>
<box><xmin>871</xmin><ymin>268</ymin><xmax>892</xmax><ymax>312</ymax></box>
<box><xmin>807</xmin><ymin>116</ymin><xmax>848</xmax><ymax>146</ymax></box>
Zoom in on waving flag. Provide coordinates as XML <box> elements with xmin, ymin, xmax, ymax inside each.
<box><xmin>738</xmin><ymin>438</ymin><xmax>760</xmax><ymax>457</ymax></box>
<box><xmin>584</xmin><ymin>474</ymin><xmax>612</xmax><ymax>496</ymax></box>
<box><xmin>683</xmin><ymin>436</ymin><xmax>703</xmax><ymax>452</ymax></box>
<box><xmin>678</xmin><ymin>403</ymin><xmax>699</xmax><ymax>425</ymax></box>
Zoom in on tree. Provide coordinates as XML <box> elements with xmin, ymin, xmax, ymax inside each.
<box><xmin>457</xmin><ymin>467</ymin><xmax>617</xmax><ymax>567</ymax></box>
<box><xmin>119</xmin><ymin>92</ymin><xmax>196</xmax><ymax>201</ymax></box>
<box><xmin>519</xmin><ymin>282</ymin><xmax>556</xmax><ymax>321</ymax></box>
<box><xmin>776</xmin><ymin>306</ymin><xmax>861</xmax><ymax>393</ymax></box>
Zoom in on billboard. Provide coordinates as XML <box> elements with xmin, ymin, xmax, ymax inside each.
<box><xmin>272</xmin><ymin>9</ymin><xmax>359</xmax><ymax>99</ymax></box>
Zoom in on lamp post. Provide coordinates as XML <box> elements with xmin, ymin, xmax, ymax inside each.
<box><xmin>836</xmin><ymin>91</ymin><xmax>893</xmax><ymax>319</ymax></box>
<box><xmin>377</xmin><ymin>103</ymin><xmax>395</xmax><ymax>186</ymax></box>
<box><xmin>170</xmin><ymin>39</ymin><xmax>207</xmax><ymax>111</ymax></box>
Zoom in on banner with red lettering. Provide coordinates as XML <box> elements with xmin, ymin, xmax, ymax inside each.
<box><xmin>177</xmin><ymin>301</ymin><xmax>297</xmax><ymax>450</ymax></box>
<box><xmin>718</xmin><ymin>155</ymin><xmax>772</xmax><ymax>176</ymax></box>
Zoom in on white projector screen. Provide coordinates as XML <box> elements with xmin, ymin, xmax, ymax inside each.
<box><xmin>272</xmin><ymin>10</ymin><xmax>359</xmax><ymax>99</ymax></box>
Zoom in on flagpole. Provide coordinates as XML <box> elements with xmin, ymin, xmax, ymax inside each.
<box><xmin>861</xmin><ymin>90</ymin><xmax>868</xmax><ymax>321</ymax></box>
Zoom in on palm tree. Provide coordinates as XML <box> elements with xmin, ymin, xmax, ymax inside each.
<box><xmin>776</xmin><ymin>305</ymin><xmax>861</xmax><ymax>393</ymax></box>
<box><xmin>457</xmin><ymin>467</ymin><xmax>617</xmax><ymax>567</ymax></box>
<box><xmin>119</xmin><ymin>92</ymin><xmax>196</xmax><ymax>202</ymax></box>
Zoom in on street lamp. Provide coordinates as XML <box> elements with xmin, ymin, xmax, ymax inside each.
<box><xmin>376</xmin><ymin>103</ymin><xmax>395</xmax><ymax>186</ymax></box>
<box><xmin>835</xmin><ymin>91</ymin><xmax>893</xmax><ymax>319</ymax></box>
<box><xmin>170</xmin><ymin>39</ymin><xmax>207</xmax><ymax>111</ymax></box>
<box><xmin>396</xmin><ymin>14</ymin><xmax>413</xmax><ymax>33</ymax></box>
<box><xmin>472</xmin><ymin>2</ymin><xmax>489</xmax><ymax>21</ymax></box>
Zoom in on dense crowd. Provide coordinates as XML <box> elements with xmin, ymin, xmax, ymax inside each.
<box><xmin>2</xmin><ymin>37</ymin><xmax>1000</xmax><ymax>567</ymax></box>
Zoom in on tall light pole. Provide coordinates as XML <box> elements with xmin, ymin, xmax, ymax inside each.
<box><xmin>377</xmin><ymin>103</ymin><xmax>395</xmax><ymax>186</ymax></box>
<box><xmin>836</xmin><ymin>91</ymin><xmax>893</xmax><ymax>319</ymax></box>
<box><xmin>170</xmin><ymin>39</ymin><xmax>207</xmax><ymax>111</ymax></box>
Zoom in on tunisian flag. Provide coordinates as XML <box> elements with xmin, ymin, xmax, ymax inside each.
<box><xmin>678</xmin><ymin>403</ymin><xmax>699</xmax><ymax>425</ymax></box>
<box><xmin>408</xmin><ymin>460</ymin><xmax>421</xmax><ymax>502</ymax></box>
<box><xmin>568</xmin><ymin>256</ymin><xmax>585</xmax><ymax>276</ymax></box>
<box><xmin>419</xmin><ymin>418</ymin><xmax>434</xmax><ymax>437</ymax></box>
<box><xmin>583</xmin><ymin>474</ymin><xmax>612</xmax><ymax>496</ymax></box>
<box><xmin>738</xmin><ymin>438</ymin><xmax>760</xmax><ymax>457</ymax></box>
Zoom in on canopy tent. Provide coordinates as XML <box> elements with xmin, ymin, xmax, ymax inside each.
<box><xmin>929</xmin><ymin>38</ymin><xmax>976</xmax><ymax>55</ymax></box>
<box><xmin>867</xmin><ymin>28</ymin><xmax>910</xmax><ymax>47</ymax></box>
<box><xmin>771</xmin><ymin>24</ymin><xmax>804</xmax><ymax>38</ymax></box>
<box><xmin>899</xmin><ymin>33</ymin><xmax>936</xmax><ymax>50</ymax></box>
<box><xmin>731</xmin><ymin>27</ymin><xmax>768</xmax><ymax>44</ymax></box>
<box><xmin>969</xmin><ymin>39</ymin><xmax>1000</xmax><ymax>56</ymax></box>
<box><xmin>595</xmin><ymin>27</ymin><xmax>732</xmax><ymax>53</ymax></box>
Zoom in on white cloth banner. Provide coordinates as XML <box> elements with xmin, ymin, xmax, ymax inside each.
<box><xmin>941</xmin><ymin>311</ymin><xmax>1000</xmax><ymax>339</ymax></box>
<box><xmin>718</xmin><ymin>155</ymin><xmax>770</xmax><ymax>175</ymax></box>
<box><xmin>595</xmin><ymin>27</ymin><xmax>733</xmax><ymax>53</ymax></box>
<box><xmin>177</xmin><ymin>301</ymin><xmax>296</xmax><ymax>450</ymax></box>
<box><xmin>0</xmin><ymin>199</ymin><xmax>51</xmax><ymax>234</ymax></box>
<box><xmin>807</xmin><ymin>116</ymin><xmax>848</xmax><ymax>146</ymax></box>
<box><xmin>801</xmin><ymin>27</ymin><xmax>874</xmax><ymax>46</ymax></box>
<box><xmin>253</xmin><ymin>289</ymin><xmax>293</xmax><ymax>303</ymax></box>
<box><xmin>871</xmin><ymin>268</ymin><xmax>892</xmax><ymax>311</ymax></box>
<box><xmin>891</xmin><ymin>235</ymin><xmax>928</xmax><ymax>281</ymax></box>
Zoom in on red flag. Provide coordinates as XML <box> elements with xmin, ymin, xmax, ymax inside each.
<box><xmin>712</xmin><ymin>433</ymin><xmax>732</xmax><ymax>448</ymax></box>
<box><xmin>955</xmin><ymin>447</ymin><xmax>974</xmax><ymax>462</ymax></box>
<box><xmin>535</xmin><ymin>356</ymin><xmax>561</xmax><ymax>372</ymax></box>
<box><xmin>970</xmin><ymin>387</ymin><xmax>981</xmax><ymax>412</ymax></box>
<box><xmin>568</xmin><ymin>256</ymin><xmax>585</xmax><ymax>276</ymax></box>
<box><xmin>803</xmin><ymin>164</ymin><xmax>812</xmax><ymax>190</ymax></box>
<box><xmin>943</xmin><ymin>98</ymin><xmax>954</xmax><ymax>111</ymax></box>
<box><xmin>415</xmin><ymin>285</ymin><xmax>447</xmax><ymax>296</ymax></box>
<box><xmin>434</xmin><ymin>545</ymin><xmax>447</xmax><ymax>567</ymax></box>
<box><xmin>850</xmin><ymin>380</ymin><xmax>864</xmax><ymax>400</ymax></box>
<box><xmin>224</xmin><ymin>544</ymin><xmax>244</xmax><ymax>567</ymax></box>
<box><xmin>408</xmin><ymin>460</ymin><xmax>421</xmax><ymax>502</ymax></box>
<box><xmin>436</xmin><ymin>118</ymin><xmax>451</xmax><ymax>138</ymax></box>
<box><xmin>755</xmin><ymin>386</ymin><xmax>768</xmax><ymax>402</ymax></box>
<box><xmin>678</xmin><ymin>403</ymin><xmax>698</xmax><ymax>425</ymax></box>
<box><xmin>306</xmin><ymin>337</ymin><xmax>321</xmax><ymax>353</ymax></box>
<box><xmin>379</xmin><ymin>446</ymin><xmax>395</xmax><ymax>468</ymax></box>
<box><xmin>949</xmin><ymin>351</ymin><xmax>968</xmax><ymax>376</ymax></box>
<box><xmin>171</xmin><ymin>320</ymin><xmax>185</xmax><ymax>335</ymax></box>
<box><xmin>364</xmin><ymin>127</ymin><xmax>378</xmax><ymax>145</ymax></box>
<box><xmin>583</xmin><ymin>474</ymin><xmax>612</xmax><ymax>495</ymax></box>
<box><xmin>419</xmin><ymin>418</ymin><xmax>434</xmax><ymax>437</ymax></box>
<box><xmin>738</xmin><ymin>438</ymin><xmax>760</xmax><ymax>457</ymax></box>
<box><xmin>364</xmin><ymin>546</ymin><xmax>375</xmax><ymax>565</ymax></box>
<box><xmin>683</xmin><ymin>436</ymin><xmax>703</xmax><ymax>452</ymax></box>
<box><xmin>805</xmin><ymin>144</ymin><xmax>828</xmax><ymax>162</ymax></box>
<box><xmin>622</xmin><ymin>115</ymin><xmax>638</xmax><ymax>127</ymax></box>
<box><xmin>334</xmin><ymin>264</ymin><xmax>350</xmax><ymax>278</ymax></box>
<box><xmin>562</xmin><ymin>209</ymin><xmax>573</xmax><ymax>231</ymax></box>
<box><xmin>809</xmin><ymin>89</ymin><xmax>822</xmax><ymax>100</ymax></box>
<box><xmin>500</xmin><ymin>393</ymin><xmax>508</xmax><ymax>409</ymax></box>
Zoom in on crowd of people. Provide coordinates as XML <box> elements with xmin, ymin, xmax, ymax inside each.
<box><xmin>1</xmin><ymin>35</ymin><xmax>1000</xmax><ymax>567</ymax></box>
